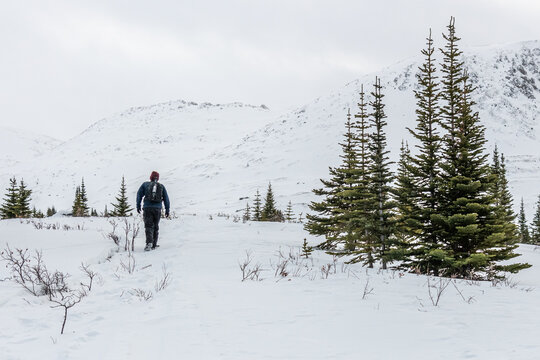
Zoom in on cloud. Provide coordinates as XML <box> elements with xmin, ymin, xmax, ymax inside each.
<box><xmin>2</xmin><ymin>0</ymin><xmax>540</xmax><ymax>139</ymax></box>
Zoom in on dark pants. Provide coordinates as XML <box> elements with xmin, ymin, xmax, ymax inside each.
<box><xmin>143</xmin><ymin>208</ymin><xmax>161</xmax><ymax>247</ymax></box>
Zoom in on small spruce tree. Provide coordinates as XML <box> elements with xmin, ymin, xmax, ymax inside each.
<box><xmin>392</xmin><ymin>141</ymin><xmax>417</xmax><ymax>251</ymax></box>
<box><xmin>72</xmin><ymin>186</ymin><xmax>82</xmax><ymax>216</ymax></box>
<box><xmin>0</xmin><ymin>177</ymin><xmax>19</xmax><ymax>219</ymax></box>
<box><xmin>46</xmin><ymin>206</ymin><xmax>57</xmax><ymax>217</ymax></box>
<box><xmin>531</xmin><ymin>195</ymin><xmax>540</xmax><ymax>245</ymax></box>
<box><xmin>79</xmin><ymin>178</ymin><xmax>89</xmax><ymax>217</ymax></box>
<box><xmin>252</xmin><ymin>189</ymin><xmax>262</xmax><ymax>221</ymax></box>
<box><xmin>285</xmin><ymin>201</ymin><xmax>294</xmax><ymax>222</ymax></box>
<box><xmin>518</xmin><ymin>198</ymin><xmax>531</xmax><ymax>243</ymax></box>
<box><xmin>16</xmin><ymin>179</ymin><xmax>32</xmax><ymax>218</ymax></box>
<box><xmin>110</xmin><ymin>176</ymin><xmax>133</xmax><ymax>217</ymax></box>
<box><xmin>261</xmin><ymin>182</ymin><xmax>278</xmax><ymax>221</ymax></box>
<box><xmin>301</xmin><ymin>238</ymin><xmax>313</xmax><ymax>259</ymax></box>
<box><xmin>243</xmin><ymin>202</ymin><xmax>251</xmax><ymax>222</ymax></box>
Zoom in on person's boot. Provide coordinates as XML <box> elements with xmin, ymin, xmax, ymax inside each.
<box><xmin>144</xmin><ymin>243</ymin><xmax>153</xmax><ymax>251</ymax></box>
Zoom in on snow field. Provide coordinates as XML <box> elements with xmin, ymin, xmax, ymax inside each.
<box><xmin>1</xmin><ymin>215</ymin><xmax>539</xmax><ymax>360</ymax></box>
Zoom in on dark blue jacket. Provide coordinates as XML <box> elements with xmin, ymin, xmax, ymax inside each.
<box><xmin>136</xmin><ymin>181</ymin><xmax>170</xmax><ymax>212</ymax></box>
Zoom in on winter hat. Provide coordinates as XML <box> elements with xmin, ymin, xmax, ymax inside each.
<box><xmin>150</xmin><ymin>171</ymin><xmax>160</xmax><ymax>181</ymax></box>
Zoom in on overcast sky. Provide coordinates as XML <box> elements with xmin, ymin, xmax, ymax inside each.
<box><xmin>2</xmin><ymin>0</ymin><xmax>540</xmax><ymax>140</ymax></box>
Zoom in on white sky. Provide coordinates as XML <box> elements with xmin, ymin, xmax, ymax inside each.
<box><xmin>2</xmin><ymin>0</ymin><xmax>540</xmax><ymax>140</ymax></box>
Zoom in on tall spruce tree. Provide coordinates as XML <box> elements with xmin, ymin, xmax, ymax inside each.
<box><xmin>110</xmin><ymin>176</ymin><xmax>133</xmax><ymax>217</ymax></box>
<box><xmin>333</xmin><ymin>109</ymin><xmax>362</xmax><ymax>251</ymax></box>
<box><xmin>306</xmin><ymin>106</ymin><xmax>366</xmax><ymax>251</ymax></box>
<box><xmin>366</xmin><ymin>77</ymin><xmax>395</xmax><ymax>269</ymax></box>
<box><xmin>393</xmin><ymin>141</ymin><xmax>417</xmax><ymax>245</ymax></box>
<box><xmin>404</xmin><ymin>29</ymin><xmax>445</xmax><ymax>274</ymax></box>
<box><xmin>345</xmin><ymin>87</ymin><xmax>376</xmax><ymax>265</ymax></box>
<box><xmin>518</xmin><ymin>198</ymin><xmax>531</xmax><ymax>243</ymax></box>
<box><xmin>433</xmin><ymin>18</ymin><xmax>491</xmax><ymax>277</ymax></box>
<box><xmin>261</xmin><ymin>183</ymin><xmax>278</xmax><ymax>221</ymax></box>
<box><xmin>0</xmin><ymin>177</ymin><xmax>19</xmax><ymax>219</ymax></box>
<box><xmin>432</xmin><ymin>18</ymin><xmax>529</xmax><ymax>277</ymax></box>
<box><xmin>438</xmin><ymin>16</ymin><xmax>463</xmax><ymax>180</ymax></box>
<box><xmin>531</xmin><ymin>195</ymin><xmax>540</xmax><ymax>244</ymax></box>
<box><xmin>491</xmin><ymin>152</ymin><xmax>517</xmax><ymax>241</ymax></box>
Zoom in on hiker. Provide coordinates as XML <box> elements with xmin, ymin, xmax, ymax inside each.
<box><xmin>136</xmin><ymin>171</ymin><xmax>170</xmax><ymax>251</ymax></box>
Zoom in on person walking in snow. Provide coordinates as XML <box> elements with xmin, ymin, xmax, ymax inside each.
<box><xmin>136</xmin><ymin>171</ymin><xmax>170</xmax><ymax>251</ymax></box>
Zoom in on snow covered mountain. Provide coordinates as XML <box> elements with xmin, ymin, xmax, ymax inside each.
<box><xmin>5</xmin><ymin>40</ymin><xmax>540</xmax><ymax>216</ymax></box>
<box><xmin>0</xmin><ymin>126</ymin><xmax>61</xmax><ymax>168</ymax></box>
<box><xmin>1</xmin><ymin>101</ymin><xmax>274</xmax><ymax>213</ymax></box>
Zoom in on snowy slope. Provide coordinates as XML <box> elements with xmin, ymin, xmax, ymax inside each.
<box><xmin>1</xmin><ymin>216</ymin><xmax>539</xmax><ymax>359</ymax></box>
<box><xmin>187</xmin><ymin>40</ymin><xmax>540</xmax><ymax>215</ymax></box>
<box><xmin>4</xmin><ymin>41</ymin><xmax>540</xmax><ymax>216</ymax></box>
<box><xmin>0</xmin><ymin>126</ymin><xmax>61</xmax><ymax>168</ymax></box>
<box><xmin>1</xmin><ymin>101</ymin><xmax>273</xmax><ymax>213</ymax></box>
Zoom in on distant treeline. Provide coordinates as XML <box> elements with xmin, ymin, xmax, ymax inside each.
<box><xmin>0</xmin><ymin>176</ymin><xmax>134</xmax><ymax>219</ymax></box>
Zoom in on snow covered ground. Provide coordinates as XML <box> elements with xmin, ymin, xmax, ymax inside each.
<box><xmin>1</xmin><ymin>215</ymin><xmax>539</xmax><ymax>360</ymax></box>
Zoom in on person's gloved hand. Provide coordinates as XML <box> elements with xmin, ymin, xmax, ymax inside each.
<box><xmin>137</xmin><ymin>206</ymin><xmax>141</xmax><ymax>214</ymax></box>
<box><xmin>165</xmin><ymin>211</ymin><xmax>170</xmax><ymax>218</ymax></box>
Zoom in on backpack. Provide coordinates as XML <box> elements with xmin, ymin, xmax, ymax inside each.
<box><xmin>145</xmin><ymin>181</ymin><xmax>163</xmax><ymax>203</ymax></box>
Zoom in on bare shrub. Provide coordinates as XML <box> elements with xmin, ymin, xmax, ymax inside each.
<box><xmin>451</xmin><ymin>280</ymin><xmax>476</xmax><ymax>304</ymax></box>
<box><xmin>1</xmin><ymin>245</ymin><xmax>99</xmax><ymax>334</ymax></box>
<box><xmin>274</xmin><ymin>257</ymin><xmax>289</xmax><ymax>278</ymax></box>
<box><xmin>130</xmin><ymin>288</ymin><xmax>153</xmax><ymax>301</ymax></box>
<box><xmin>239</xmin><ymin>251</ymin><xmax>263</xmax><ymax>281</ymax></box>
<box><xmin>491</xmin><ymin>276</ymin><xmax>518</xmax><ymax>288</ymax></box>
<box><xmin>50</xmin><ymin>292</ymin><xmax>85</xmax><ymax>334</ymax></box>
<box><xmin>320</xmin><ymin>264</ymin><xmax>332</xmax><ymax>279</ymax></box>
<box><xmin>0</xmin><ymin>246</ymin><xmax>70</xmax><ymax>299</ymax></box>
<box><xmin>362</xmin><ymin>278</ymin><xmax>374</xmax><ymax>299</ymax></box>
<box><xmin>29</xmin><ymin>220</ymin><xmax>83</xmax><ymax>231</ymax></box>
<box><xmin>122</xmin><ymin>217</ymin><xmax>141</xmax><ymax>252</ymax></box>
<box><xmin>155</xmin><ymin>264</ymin><xmax>172</xmax><ymax>292</ymax></box>
<box><xmin>119</xmin><ymin>252</ymin><xmax>136</xmax><ymax>274</ymax></box>
<box><xmin>80</xmin><ymin>263</ymin><xmax>100</xmax><ymax>292</ymax></box>
<box><xmin>1</xmin><ymin>245</ymin><xmax>40</xmax><ymax>296</ymax></box>
<box><xmin>427</xmin><ymin>277</ymin><xmax>451</xmax><ymax>306</ymax></box>
<box><xmin>105</xmin><ymin>219</ymin><xmax>120</xmax><ymax>246</ymax></box>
